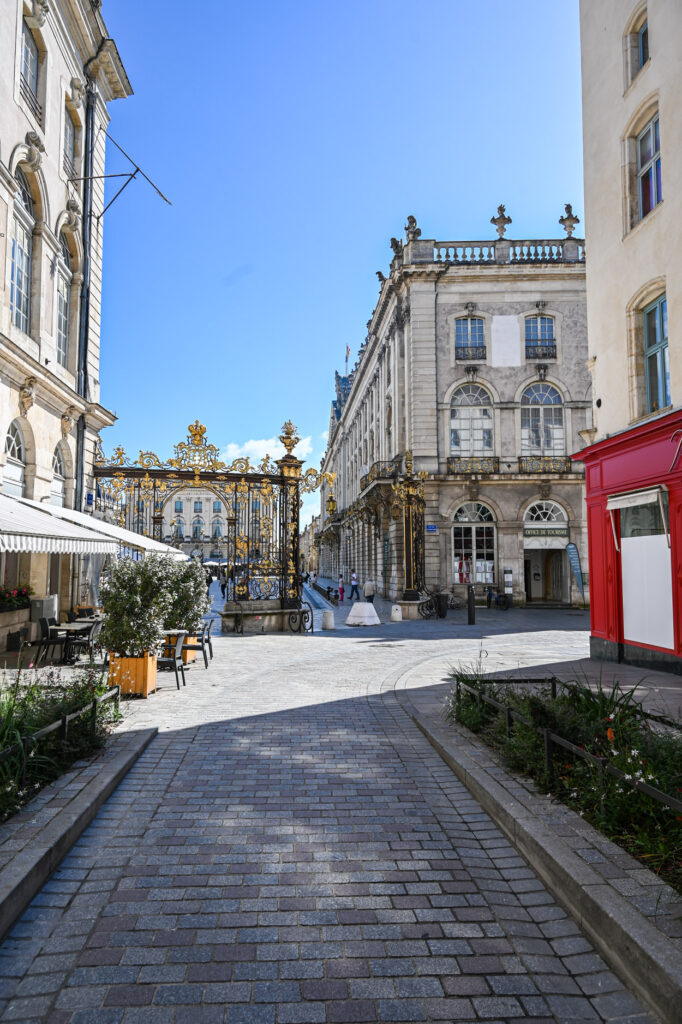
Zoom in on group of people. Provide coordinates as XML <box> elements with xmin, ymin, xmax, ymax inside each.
<box><xmin>338</xmin><ymin>570</ymin><xmax>375</xmax><ymax>603</ymax></box>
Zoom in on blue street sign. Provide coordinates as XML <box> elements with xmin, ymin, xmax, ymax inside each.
<box><xmin>426</xmin><ymin>524</ymin><xmax>437</xmax><ymax>533</ymax></box>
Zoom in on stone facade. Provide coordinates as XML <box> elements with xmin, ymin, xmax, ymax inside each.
<box><xmin>577</xmin><ymin>1</ymin><xmax>682</xmax><ymax>669</ymax></box>
<box><xmin>0</xmin><ymin>0</ymin><xmax>131</xmax><ymax>638</ymax></box>
<box><xmin>579</xmin><ymin>0</ymin><xmax>680</xmax><ymax>438</ymax></box>
<box><xmin>158</xmin><ymin>487</ymin><xmax>231</xmax><ymax>563</ymax></box>
<box><xmin>318</xmin><ymin>212</ymin><xmax>591</xmax><ymax>606</ymax></box>
<box><xmin>299</xmin><ymin>515</ymin><xmax>320</xmax><ymax>574</ymax></box>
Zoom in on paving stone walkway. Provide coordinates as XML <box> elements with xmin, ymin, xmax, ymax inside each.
<box><xmin>0</xmin><ymin>618</ymin><xmax>658</xmax><ymax>1023</ymax></box>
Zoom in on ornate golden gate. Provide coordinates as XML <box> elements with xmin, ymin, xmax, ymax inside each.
<box><xmin>94</xmin><ymin>420</ymin><xmax>332</xmax><ymax>610</ymax></box>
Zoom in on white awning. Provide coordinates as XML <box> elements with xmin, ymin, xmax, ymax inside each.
<box><xmin>8</xmin><ymin>496</ymin><xmax>187</xmax><ymax>561</ymax></box>
<box><xmin>0</xmin><ymin>494</ymin><xmax>118</xmax><ymax>554</ymax></box>
<box><xmin>606</xmin><ymin>486</ymin><xmax>667</xmax><ymax>511</ymax></box>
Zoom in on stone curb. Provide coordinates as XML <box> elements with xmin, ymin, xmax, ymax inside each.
<box><xmin>0</xmin><ymin>726</ymin><xmax>157</xmax><ymax>943</ymax></box>
<box><xmin>402</xmin><ymin>700</ymin><xmax>681</xmax><ymax>1024</ymax></box>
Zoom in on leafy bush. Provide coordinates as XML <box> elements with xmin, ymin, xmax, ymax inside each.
<box><xmin>445</xmin><ymin>672</ymin><xmax>682</xmax><ymax>893</ymax></box>
<box><xmin>0</xmin><ymin>584</ymin><xmax>32</xmax><ymax>611</ymax></box>
<box><xmin>164</xmin><ymin>558</ymin><xmax>210</xmax><ymax>632</ymax></box>
<box><xmin>100</xmin><ymin>554</ymin><xmax>175</xmax><ymax>657</ymax></box>
<box><xmin>0</xmin><ymin>664</ymin><xmax>118</xmax><ymax>822</ymax></box>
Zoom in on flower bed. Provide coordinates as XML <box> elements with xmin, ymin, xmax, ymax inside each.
<box><xmin>0</xmin><ymin>586</ymin><xmax>32</xmax><ymax>613</ymax></box>
<box><xmin>0</xmin><ymin>665</ymin><xmax>120</xmax><ymax>822</ymax></box>
<box><xmin>445</xmin><ymin>671</ymin><xmax>682</xmax><ymax>894</ymax></box>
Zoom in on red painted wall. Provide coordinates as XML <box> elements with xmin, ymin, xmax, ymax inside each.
<box><xmin>577</xmin><ymin>410</ymin><xmax>682</xmax><ymax>656</ymax></box>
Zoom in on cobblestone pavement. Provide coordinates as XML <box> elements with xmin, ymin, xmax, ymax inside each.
<box><xmin>0</xmin><ymin>616</ymin><xmax>658</xmax><ymax>1023</ymax></box>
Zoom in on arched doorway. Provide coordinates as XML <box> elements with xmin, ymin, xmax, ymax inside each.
<box><xmin>523</xmin><ymin>500</ymin><xmax>569</xmax><ymax>603</ymax></box>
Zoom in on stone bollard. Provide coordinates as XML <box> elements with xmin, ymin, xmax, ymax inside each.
<box><xmin>322</xmin><ymin>610</ymin><xmax>335</xmax><ymax>630</ymax></box>
<box><xmin>390</xmin><ymin>605</ymin><xmax>402</xmax><ymax>622</ymax></box>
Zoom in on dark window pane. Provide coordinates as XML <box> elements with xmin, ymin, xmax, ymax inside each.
<box><xmin>656</xmin><ymin>157</ymin><xmax>662</xmax><ymax>204</ymax></box>
<box><xmin>640</xmin><ymin>167</ymin><xmax>653</xmax><ymax>217</ymax></box>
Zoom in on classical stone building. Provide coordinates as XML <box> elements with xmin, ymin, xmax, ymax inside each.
<box><xmin>578</xmin><ymin>1</ymin><xmax>682</xmax><ymax>669</ymax></box>
<box><xmin>158</xmin><ymin>487</ymin><xmax>233</xmax><ymax>563</ymax></box>
<box><xmin>0</xmin><ymin>1</ymin><xmax>131</xmax><ymax>620</ymax></box>
<box><xmin>318</xmin><ymin>211</ymin><xmax>591</xmax><ymax>606</ymax></box>
<box><xmin>299</xmin><ymin>515</ymin><xmax>320</xmax><ymax>575</ymax></box>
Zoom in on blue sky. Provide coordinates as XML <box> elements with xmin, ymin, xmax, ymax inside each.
<box><xmin>99</xmin><ymin>0</ymin><xmax>583</xmax><ymax>522</ymax></box>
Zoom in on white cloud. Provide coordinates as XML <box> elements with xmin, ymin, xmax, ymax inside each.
<box><xmin>300</xmin><ymin>490</ymin><xmax>322</xmax><ymax>527</ymax></box>
<box><xmin>221</xmin><ymin>434</ymin><xmax>313</xmax><ymax>462</ymax></box>
<box><xmin>320</xmin><ymin>429</ymin><xmax>328</xmax><ymax>442</ymax></box>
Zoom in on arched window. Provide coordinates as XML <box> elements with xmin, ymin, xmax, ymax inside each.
<box><xmin>56</xmin><ymin>234</ymin><xmax>71</xmax><ymax>367</ymax></box>
<box><xmin>453</xmin><ymin>502</ymin><xmax>496</xmax><ymax>584</ymax></box>
<box><xmin>192</xmin><ymin>516</ymin><xmax>204</xmax><ymax>539</ymax></box>
<box><xmin>524</xmin><ymin>315</ymin><xmax>556</xmax><ymax>358</ymax></box>
<box><xmin>450</xmin><ymin>385</ymin><xmax>493</xmax><ymax>456</ymax></box>
<box><xmin>521</xmin><ymin>383</ymin><xmax>565</xmax><ymax>456</ymax></box>
<box><xmin>174</xmin><ymin>517</ymin><xmax>185</xmax><ymax>539</ymax></box>
<box><xmin>454</xmin><ymin>316</ymin><xmax>485</xmax><ymax>360</ymax></box>
<box><xmin>524</xmin><ymin>501</ymin><xmax>567</xmax><ymax>525</ymax></box>
<box><xmin>10</xmin><ymin>170</ymin><xmax>34</xmax><ymax>334</ymax></box>
<box><xmin>51</xmin><ymin>446</ymin><xmax>66</xmax><ymax>506</ymax></box>
<box><xmin>3</xmin><ymin>422</ymin><xmax>26</xmax><ymax>497</ymax></box>
<box><xmin>211</xmin><ymin>518</ymin><xmax>222</xmax><ymax>539</ymax></box>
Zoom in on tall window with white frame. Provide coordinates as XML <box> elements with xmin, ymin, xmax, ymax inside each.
<box><xmin>452</xmin><ymin>502</ymin><xmax>496</xmax><ymax>585</ymax></box>
<box><xmin>638</xmin><ymin>114</ymin><xmax>662</xmax><ymax>220</ymax></box>
<box><xmin>643</xmin><ymin>294</ymin><xmax>669</xmax><ymax>413</ymax></box>
<box><xmin>454</xmin><ymin>316</ymin><xmax>485</xmax><ymax>360</ymax></box>
<box><xmin>63</xmin><ymin>108</ymin><xmax>76</xmax><ymax>179</ymax></box>
<box><xmin>10</xmin><ymin>170</ymin><xmax>34</xmax><ymax>335</ymax></box>
<box><xmin>3</xmin><ymin>422</ymin><xmax>26</xmax><ymax>498</ymax></box>
<box><xmin>20</xmin><ymin>21</ymin><xmax>41</xmax><ymax>123</ymax></box>
<box><xmin>525</xmin><ymin>315</ymin><xmax>556</xmax><ymax>358</ymax></box>
<box><xmin>56</xmin><ymin>234</ymin><xmax>72</xmax><ymax>367</ymax></box>
<box><xmin>520</xmin><ymin>384</ymin><xmax>565</xmax><ymax>456</ymax></box>
<box><xmin>450</xmin><ymin>385</ymin><xmax>493</xmax><ymax>457</ymax></box>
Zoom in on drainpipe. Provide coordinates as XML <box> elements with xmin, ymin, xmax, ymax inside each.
<box><xmin>75</xmin><ymin>57</ymin><xmax>99</xmax><ymax>511</ymax></box>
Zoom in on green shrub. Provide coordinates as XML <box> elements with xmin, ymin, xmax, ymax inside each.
<box><xmin>100</xmin><ymin>554</ymin><xmax>175</xmax><ymax>657</ymax></box>
<box><xmin>445</xmin><ymin>671</ymin><xmax>682</xmax><ymax>893</ymax></box>
<box><xmin>164</xmin><ymin>558</ymin><xmax>210</xmax><ymax>633</ymax></box>
<box><xmin>0</xmin><ymin>664</ymin><xmax>118</xmax><ymax>822</ymax></box>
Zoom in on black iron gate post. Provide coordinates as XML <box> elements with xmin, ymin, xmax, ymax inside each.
<box><xmin>277</xmin><ymin>421</ymin><xmax>303</xmax><ymax>608</ymax></box>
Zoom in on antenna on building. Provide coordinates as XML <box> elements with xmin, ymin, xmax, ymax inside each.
<box><xmin>68</xmin><ymin>129</ymin><xmax>172</xmax><ymax>220</ymax></box>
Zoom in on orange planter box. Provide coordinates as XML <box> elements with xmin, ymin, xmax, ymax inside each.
<box><xmin>164</xmin><ymin>633</ymin><xmax>197</xmax><ymax>664</ymax></box>
<box><xmin>109</xmin><ymin>653</ymin><xmax>157</xmax><ymax>697</ymax></box>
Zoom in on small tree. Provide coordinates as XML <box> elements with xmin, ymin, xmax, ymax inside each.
<box><xmin>100</xmin><ymin>554</ymin><xmax>175</xmax><ymax>658</ymax></box>
<box><xmin>165</xmin><ymin>558</ymin><xmax>210</xmax><ymax>633</ymax></box>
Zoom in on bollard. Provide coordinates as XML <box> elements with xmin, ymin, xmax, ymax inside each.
<box><xmin>390</xmin><ymin>605</ymin><xmax>402</xmax><ymax>622</ymax></box>
<box><xmin>467</xmin><ymin>584</ymin><xmax>475</xmax><ymax>625</ymax></box>
<box><xmin>322</xmin><ymin>610</ymin><xmax>335</xmax><ymax>630</ymax></box>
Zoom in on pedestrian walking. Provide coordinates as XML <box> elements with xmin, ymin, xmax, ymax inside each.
<box><xmin>363</xmin><ymin>576</ymin><xmax>376</xmax><ymax>603</ymax></box>
<box><xmin>219</xmin><ymin>568</ymin><xmax>227</xmax><ymax>599</ymax></box>
<box><xmin>349</xmin><ymin>570</ymin><xmax>360</xmax><ymax>600</ymax></box>
<box><xmin>338</xmin><ymin>574</ymin><xmax>344</xmax><ymax>602</ymax></box>
<box><xmin>205</xmin><ymin>570</ymin><xmax>213</xmax><ymax>598</ymax></box>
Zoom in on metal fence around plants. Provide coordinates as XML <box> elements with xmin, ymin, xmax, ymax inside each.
<box><xmin>0</xmin><ymin>685</ymin><xmax>120</xmax><ymax>786</ymax></box>
<box><xmin>454</xmin><ymin>678</ymin><xmax>682</xmax><ymax>816</ymax></box>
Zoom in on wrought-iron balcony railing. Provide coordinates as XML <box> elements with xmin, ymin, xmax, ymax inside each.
<box><xmin>360</xmin><ymin>458</ymin><xmax>400</xmax><ymax>492</ymax></box>
<box><xmin>63</xmin><ymin>151</ymin><xmax>77</xmax><ymax>180</ymax></box>
<box><xmin>447</xmin><ymin>456</ymin><xmax>499</xmax><ymax>475</ymax></box>
<box><xmin>518</xmin><ymin>455</ymin><xmax>572</xmax><ymax>473</ymax></box>
<box><xmin>525</xmin><ymin>343</ymin><xmax>557</xmax><ymax>359</ymax></box>
<box><xmin>455</xmin><ymin>345</ymin><xmax>486</xmax><ymax>361</ymax></box>
<box><xmin>20</xmin><ymin>75</ymin><xmax>42</xmax><ymax>124</ymax></box>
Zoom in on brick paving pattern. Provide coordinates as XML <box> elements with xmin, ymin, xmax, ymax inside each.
<box><xmin>0</xmin><ymin>620</ymin><xmax>658</xmax><ymax>1022</ymax></box>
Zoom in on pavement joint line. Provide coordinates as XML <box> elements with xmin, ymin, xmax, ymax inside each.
<box><xmin>0</xmin><ymin>726</ymin><xmax>157</xmax><ymax>944</ymax></box>
<box><xmin>391</xmin><ymin>681</ymin><xmax>682</xmax><ymax>1024</ymax></box>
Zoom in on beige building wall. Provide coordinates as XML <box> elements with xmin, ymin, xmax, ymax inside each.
<box><xmin>319</xmin><ymin>215</ymin><xmax>591</xmax><ymax>606</ymax></box>
<box><xmin>0</xmin><ymin>1</ymin><xmax>130</xmax><ymax>641</ymax></box>
<box><xmin>580</xmin><ymin>0</ymin><xmax>681</xmax><ymax>438</ymax></box>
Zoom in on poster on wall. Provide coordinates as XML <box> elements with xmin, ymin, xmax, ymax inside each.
<box><xmin>565</xmin><ymin>542</ymin><xmax>584</xmax><ymax>600</ymax></box>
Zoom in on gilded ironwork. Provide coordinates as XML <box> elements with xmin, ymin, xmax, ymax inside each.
<box><xmin>518</xmin><ymin>455</ymin><xmax>572</xmax><ymax>473</ymax></box>
<box><xmin>93</xmin><ymin>420</ymin><xmax>322</xmax><ymax>614</ymax></box>
<box><xmin>447</xmin><ymin>456</ymin><xmax>500</xmax><ymax>474</ymax></box>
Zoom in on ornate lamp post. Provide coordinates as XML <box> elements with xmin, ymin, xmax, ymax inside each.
<box><xmin>391</xmin><ymin>451</ymin><xmax>428</xmax><ymax>601</ymax></box>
